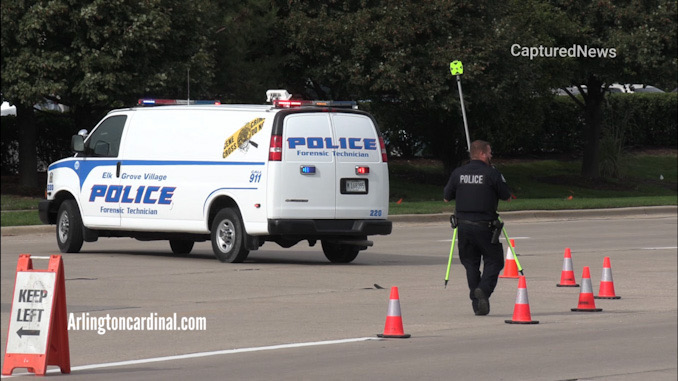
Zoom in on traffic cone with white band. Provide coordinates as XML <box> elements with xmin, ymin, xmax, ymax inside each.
<box><xmin>571</xmin><ymin>266</ymin><xmax>602</xmax><ymax>312</ymax></box>
<box><xmin>595</xmin><ymin>256</ymin><xmax>621</xmax><ymax>299</ymax></box>
<box><xmin>499</xmin><ymin>239</ymin><xmax>519</xmax><ymax>279</ymax></box>
<box><xmin>505</xmin><ymin>276</ymin><xmax>539</xmax><ymax>324</ymax></box>
<box><xmin>377</xmin><ymin>287</ymin><xmax>410</xmax><ymax>338</ymax></box>
<box><xmin>557</xmin><ymin>248</ymin><xmax>579</xmax><ymax>287</ymax></box>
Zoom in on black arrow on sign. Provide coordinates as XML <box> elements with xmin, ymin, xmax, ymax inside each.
<box><xmin>17</xmin><ymin>327</ymin><xmax>40</xmax><ymax>338</ymax></box>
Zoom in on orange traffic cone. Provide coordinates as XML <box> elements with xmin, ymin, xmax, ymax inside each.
<box><xmin>499</xmin><ymin>239</ymin><xmax>519</xmax><ymax>279</ymax></box>
<box><xmin>377</xmin><ymin>287</ymin><xmax>411</xmax><ymax>338</ymax></box>
<box><xmin>556</xmin><ymin>248</ymin><xmax>580</xmax><ymax>287</ymax></box>
<box><xmin>571</xmin><ymin>266</ymin><xmax>602</xmax><ymax>312</ymax></box>
<box><xmin>505</xmin><ymin>276</ymin><xmax>539</xmax><ymax>324</ymax></box>
<box><xmin>595</xmin><ymin>257</ymin><xmax>621</xmax><ymax>299</ymax></box>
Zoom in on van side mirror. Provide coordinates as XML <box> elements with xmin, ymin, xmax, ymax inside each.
<box><xmin>71</xmin><ymin>135</ymin><xmax>85</xmax><ymax>153</ymax></box>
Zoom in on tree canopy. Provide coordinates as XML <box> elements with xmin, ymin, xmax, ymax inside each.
<box><xmin>2</xmin><ymin>0</ymin><xmax>676</xmax><ymax>186</ymax></box>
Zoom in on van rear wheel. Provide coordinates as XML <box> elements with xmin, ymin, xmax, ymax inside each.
<box><xmin>56</xmin><ymin>200</ymin><xmax>84</xmax><ymax>253</ymax></box>
<box><xmin>169</xmin><ymin>240</ymin><xmax>194</xmax><ymax>256</ymax></box>
<box><xmin>321</xmin><ymin>241</ymin><xmax>360</xmax><ymax>263</ymax></box>
<box><xmin>211</xmin><ymin>208</ymin><xmax>249</xmax><ymax>263</ymax></box>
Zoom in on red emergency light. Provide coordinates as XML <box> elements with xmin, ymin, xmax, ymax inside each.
<box><xmin>355</xmin><ymin>166</ymin><xmax>370</xmax><ymax>175</ymax></box>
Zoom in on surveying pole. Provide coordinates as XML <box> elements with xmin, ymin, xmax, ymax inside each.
<box><xmin>450</xmin><ymin>60</ymin><xmax>471</xmax><ymax>152</ymax></box>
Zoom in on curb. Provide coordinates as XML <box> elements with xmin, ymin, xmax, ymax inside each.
<box><xmin>389</xmin><ymin>205</ymin><xmax>677</xmax><ymax>223</ymax></box>
<box><xmin>2</xmin><ymin>225</ymin><xmax>56</xmax><ymax>236</ymax></box>
<box><xmin>2</xmin><ymin>206</ymin><xmax>676</xmax><ymax>236</ymax></box>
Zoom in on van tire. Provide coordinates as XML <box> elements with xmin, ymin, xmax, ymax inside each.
<box><xmin>56</xmin><ymin>200</ymin><xmax>84</xmax><ymax>253</ymax></box>
<box><xmin>169</xmin><ymin>240</ymin><xmax>194</xmax><ymax>256</ymax></box>
<box><xmin>211</xmin><ymin>208</ymin><xmax>249</xmax><ymax>263</ymax></box>
<box><xmin>321</xmin><ymin>241</ymin><xmax>360</xmax><ymax>263</ymax></box>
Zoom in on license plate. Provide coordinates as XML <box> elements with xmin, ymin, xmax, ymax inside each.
<box><xmin>342</xmin><ymin>179</ymin><xmax>368</xmax><ymax>194</ymax></box>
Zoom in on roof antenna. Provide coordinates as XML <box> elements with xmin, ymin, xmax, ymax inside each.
<box><xmin>187</xmin><ymin>68</ymin><xmax>190</xmax><ymax>103</ymax></box>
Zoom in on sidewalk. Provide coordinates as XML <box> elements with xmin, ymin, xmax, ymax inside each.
<box><xmin>2</xmin><ymin>206</ymin><xmax>675</xmax><ymax>236</ymax></box>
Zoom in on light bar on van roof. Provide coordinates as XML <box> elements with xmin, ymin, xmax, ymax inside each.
<box><xmin>137</xmin><ymin>99</ymin><xmax>221</xmax><ymax>106</ymax></box>
<box><xmin>272</xmin><ymin>99</ymin><xmax>357</xmax><ymax>109</ymax></box>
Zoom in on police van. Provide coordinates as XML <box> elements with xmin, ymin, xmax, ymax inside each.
<box><xmin>39</xmin><ymin>90</ymin><xmax>392</xmax><ymax>263</ymax></box>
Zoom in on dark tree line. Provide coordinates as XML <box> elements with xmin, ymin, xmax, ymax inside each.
<box><xmin>2</xmin><ymin>0</ymin><xmax>676</xmax><ymax>187</ymax></box>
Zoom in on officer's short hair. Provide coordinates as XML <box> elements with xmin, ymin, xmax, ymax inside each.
<box><xmin>470</xmin><ymin>140</ymin><xmax>490</xmax><ymax>159</ymax></box>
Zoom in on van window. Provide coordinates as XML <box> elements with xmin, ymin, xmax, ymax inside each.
<box><xmin>85</xmin><ymin>116</ymin><xmax>127</xmax><ymax>157</ymax></box>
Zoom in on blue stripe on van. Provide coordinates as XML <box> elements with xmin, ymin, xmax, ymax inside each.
<box><xmin>48</xmin><ymin>159</ymin><xmax>265</xmax><ymax>190</ymax></box>
<box><xmin>122</xmin><ymin>160</ymin><xmax>266</xmax><ymax>166</ymax></box>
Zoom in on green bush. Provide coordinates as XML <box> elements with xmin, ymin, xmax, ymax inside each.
<box><xmin>540</xmin><ymin>96</ymin><xmax>585</xmax><ymax>154</ymax></box>
<box><xmin>510</xmin><ymin>92</ymin><xmax>677</xmax><ymax>155</ymax></box>
<box><xmin>1</xmin><ymin>112</ymin><xmax>80</xmax><ymax>174</ymax></box>
<box><xmin>2</xmin><ymin>92</ymin><xmax>676</xmax><ymax>175</ymax></box>
<box><xmin>606</xmin><ymin>93</ymin><xmax>678</xmax><ymax>148</ymax></box>
<box><xmin>0</xmin><ymin>115</ymin><xmax>19</xmax><ymax>174</ymax></box>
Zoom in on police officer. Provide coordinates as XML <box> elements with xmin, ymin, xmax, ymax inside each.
<box><xmin>443</xmin><ymin>140</ymin><xmax>512</xmax><ymax>315</ymax></box>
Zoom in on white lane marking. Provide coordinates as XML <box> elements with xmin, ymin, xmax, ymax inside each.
<box><xmin>438</xmin><ymin>237</ymin><xmax>531</xmax><ymax>242</ymax></box>
<box><xmin>640</xmin><ymin>246</ymin><xmax>677</xmax><ymax>250</ymax></box>
<box><xmin>1</xmin><ymin>337</ymin><xmax>380</xmax><ymax>378</ymax></box>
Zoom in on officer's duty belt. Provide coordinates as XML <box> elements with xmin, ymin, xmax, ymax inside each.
<box><xmin>457</xmin><ymin>219</ymin><xmax>493</xmax><ymax>228</ymax></box>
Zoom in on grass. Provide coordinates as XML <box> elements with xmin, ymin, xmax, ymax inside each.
<box><xmin>1</xmin><ymin>194</ymin><xmax>43</xmax><ymax>227</ymax></box>
<box><xmin>1</xmin><ymin>194</ymin><xmax>41</xmax><ymax>210</ymax></box>
<box><xmin>388</xmin><ymin>149</ymin><xmax>676</xmax><ymax>214</ymax></box>
<box><xmin>1</xmin><ymin>150</ymin><xmax>676</xmax><ymax>226</ymax></box>
<box><xmin>1</xmin><ymin>211</ymin><xmax>42</xmax><ymax>226</ymax></box>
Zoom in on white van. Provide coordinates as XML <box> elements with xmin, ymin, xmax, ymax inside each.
<box><xmin>39</xmin><ymin>91</ymin><xmax>392</xmax><ymax>263</ymax></box>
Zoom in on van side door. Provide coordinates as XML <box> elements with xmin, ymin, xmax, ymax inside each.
<box><xmin>77</xmin><ymin>115</ymin><xmax>127</xmax><ymax>227</ymax></box>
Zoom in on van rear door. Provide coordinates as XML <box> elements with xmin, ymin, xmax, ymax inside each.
<box><xmin>331</xmin><ymin>113</ymin><xmax>387</xmax><ymax>219</ymax></box>
<box><xmin>276</xmin><ymin>110</ymin><xmax>387</xmax><ymax>220</ymax></box>
<box><xmin>278</xmin><ymin>113</ymin><xmax>336</xmax><ymax>218</ymax></box>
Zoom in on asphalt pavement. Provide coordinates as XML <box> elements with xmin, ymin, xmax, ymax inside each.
<box><xmin>3</xmin><ymin>206</ymin><xmax>676</xmax><ymax>236</ymax></box>
<box><xmin>1</xmin><ymin>206</ymin><xmax>676</xmax><ymax>380</ymax></box>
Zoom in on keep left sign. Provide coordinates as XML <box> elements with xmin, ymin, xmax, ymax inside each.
<box><xmin>3</xmin><ymin>254</ymin><xmax>70</xmax><ymax>376</ymax></box>
<box><xmin>6</xmin><ymin>271</ymin><xmax>56</xmax><ymax>354</ymax></box>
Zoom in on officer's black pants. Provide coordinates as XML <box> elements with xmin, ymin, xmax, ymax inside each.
<box><xmin>457</xmin><ymin>223</ymin><xmax>505</xmax><ymax>303</ymax></box>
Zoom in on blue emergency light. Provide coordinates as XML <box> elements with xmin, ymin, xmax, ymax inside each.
<box><xmin>300</xmin><ymin>165</ymin><xmax>316</xmax><ymax>174</ymax></box>
<box><xmin>137</xmin><ymin>99</ymin><xmax>221</xmax><ymax>106</ymax></box>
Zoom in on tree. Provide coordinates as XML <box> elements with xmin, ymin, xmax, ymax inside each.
<box><xmin>281</xmin><ymin>0</ymin><xmax>568</xmax><ymax>173</ymax></box>
<box><xmin>1</xmin><ymin>0</ymin><xmax>216</xmax><ymax>186</ymax></box>
<box><xmin>548</xmin><ymin>0</ymin><xmax>677</xmax><ymax>178</ymax></box>
<box><xmin>281</xmin><ymin>0</ymin><xmax>676</xmax><ymax>179</ymax></box>
<box><xmin>211</xmin><ymin>0</ymin><xmax>291</xmax><ymax>103</ymax></box>
<box><xmin>1</xmin><ymin>1</ymin><xmax>71</xmax><ymax>187</ymax></box>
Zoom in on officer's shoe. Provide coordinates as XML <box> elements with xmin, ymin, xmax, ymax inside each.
<box><xmin>474</xmin><ymin>288</ymin><xmax>490</xmax><ymax>316</ymax></box>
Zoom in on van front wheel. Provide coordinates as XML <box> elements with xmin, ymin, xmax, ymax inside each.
<box><xmin>211</xmin><ymin>208</ymin><xmax>249</xmax><ymax>263</ymax></box>
<box><xmin>56</xmin><ymin>200</ymin><xmax>84</xmax><ymax>253</ymax></box>
<box><xmin>321</xmin><ymin>241</ymin><xmax>360</xmax><ymax>263</ymax></box>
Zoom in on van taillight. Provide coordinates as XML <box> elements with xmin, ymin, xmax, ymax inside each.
<box><xmin>269</xmin><ymin>135</ymin><xmax>282</xmax><ymax>161</ymax></box>
<box><xmin>379</xmin><ymin>136</ymin><xmax>388</xmax><ymax>162</ymax></box>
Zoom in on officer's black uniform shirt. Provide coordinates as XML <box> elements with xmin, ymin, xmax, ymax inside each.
<box><xmin>443</xmin><ymin>160</ymin><xmax>512</xmax><ymax>221</ymax></box>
